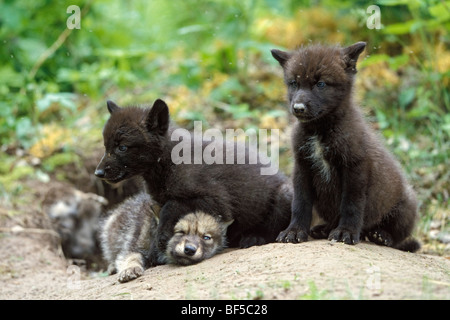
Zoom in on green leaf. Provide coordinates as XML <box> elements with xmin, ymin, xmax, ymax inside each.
<box><xmin>42</xmin><ymin>153</ymin><xmax>81</xmax><ymax>172</ymax></box>
<box><xmin>16</xmin><ymin>38</ymin><xmax>47</xmax><ymax>65</ymax></box>
<box><xmin>0</xmin><ymin>66</ymin><xmax>24</xmax><ymax>87</ymax></box>
<box><xmin>442</xmin><ymin>115</ymin><xmax>450</xmax><ymax>133</ymax></box>
<box><xmin>377</xmin><ymin>0</ymin><xmax>421</xmax><ymax>9</ymax></box>
<box><xmin>228</xmin><ymin>103</ymin><xmax>255</xmax><ymax>119</ymax></box>
<box><xmin>383</xmin><ymin>20</ymin><xmax>415</xmax><ymax>35</ymax></box>
<box><xmin>360</xmin><ymin>54</ymin><xmax>409</xmax><ymax>70</ymax></box>
<box><xmin>377</xmin><ymin>0</ymin><xmax>412</xmax><ymax>5</ymax></box>
<box><xmin>399</xmin><ymin>88</ymin><xmax>415</xmax><ymax>108</ymax></box>
<box><xmin>375</xmin><ymin>109</ymin><xmax>389</xmax><ymax>130</ymax></box>
<box><xmin>179</xmin><ymin>110</ymin><xmax>207</xmax><ymax>122</ymax></box>
<box><xmin>388</xmin><ymin>54</ymin><xmax>409</xmax><ymax>70</ymax></box>
<box><xmin>428</xmin><ymin>2</ymin><xmax>450</xmax><ymax>21</ymax></box>
<box><xmin>266</xmin><ymin>109</ymin><xmax>287</xmax><ymax>118</ymax></box>
<box><xmin>36</xmin><ymin>93</ymin><xmax>77</xmax><ymax>113</ymax></box>
<box><xmin>177</xmin><ymin>25</ymin><xmax>207</xmax><ymax>35</ymax></box>
<box><xmin>15</xmin><ymin>117</ymin><xmax>36</xmax><ymax>148</ymax></box>
<box><xmin>360</xmin><ymin>54</ymin><xmax>390</xmax><ymax>67</ymax></box>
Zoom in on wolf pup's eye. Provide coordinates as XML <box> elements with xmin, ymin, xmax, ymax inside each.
<box><xmin>117</xmin><ymin>145</ymin><xmax>127</xmax><ymax>152</ymax></box>
<box><xmin>288</xmin><ymin>80</ymin><xmax>298</xmax><ymax>89</ymax></box>
<box><xmin>316</xmin><ymin>81</ymin><xmax>326</xmax><ymax>88</ymax></box>
<box><xmin>202</xmin><ymin>235</ymin><xmax>212</xmax><ymax>241</ymax></box>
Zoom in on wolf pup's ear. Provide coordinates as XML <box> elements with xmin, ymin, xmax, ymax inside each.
<box><xmin>150</xmin><ymin>203</ymin><xmax>161</xmax><ymax>223</ymax></box>
<box><xmin>146</xmin><ymin>99</ymin><xmax>170</xmax><ymax>135</ymax></box>
<box><xmin>271</xmin><ymin>49</ymin><xmax>291</xmax><ymax>68</ymax></box>
<box><xmin>217</xmin><ymin>214</ymin><xmax>234</xmax><ymax>231</ymax></box>
<box><xmin>342</xmin><ymin>42</ymin><xmax>366</xmax><ymax>72</ymax></box>
<box><xmin>223</xmin><ymin>219</ymin><xmax>234</xmax><ymax>229</ymax></box>
<box><xmin>106</xmin><ymin>100</ymin><xmax>121</xmax><ymax>114</ymax></box>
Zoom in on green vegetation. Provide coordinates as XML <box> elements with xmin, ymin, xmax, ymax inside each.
<box><xmin>0</xmin><ymin>0</ymin><xmax>448</xmax><ymax>252</ymax></box>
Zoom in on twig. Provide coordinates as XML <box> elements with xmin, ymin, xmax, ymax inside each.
<box><xmin>28</xmin><ymin>28</ymin><xmax>73</xmax><ymax>80</ymax></box>
<box><xmin>0</xmin><ymin>225</ymin><xmax>60</xmax><ymax>239</ymax></box>
<box><xmin>27</xmin><ymin>1</ymin><xmax>92</xmax><ymax>80</ymax></box>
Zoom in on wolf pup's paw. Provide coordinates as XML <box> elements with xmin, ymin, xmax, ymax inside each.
<box><xmin>118</xmin><ymin>266</ymin><xmax>144</xmax><ymax>283</ymax></box>
<box><xmin>276</xmin><ymin>226</ymin><xmax>308</xmax><ymax>243</ymax></box>
<box><xmin>367</xmin><ymin>229</ymin><xmax>393</xmax><ymax>247</ymax></box>
<box><xmin>239</xmin><ymin>234</ymin><xmax>267</xmax><ymax>248</ymax></box>
<box><xmin>310</xmin><ymin>224</ymin><xmax>331</xmax><ymax>239</ymax></box>
<box><xmin>107</xmin><ymin>264</ymin><xmax>117</xmax><ymax>275</ymax></box>
<box><xmin>328</xmin><ymin>227</ymin><xmax>360</xmax><ymax>245</ymax></box>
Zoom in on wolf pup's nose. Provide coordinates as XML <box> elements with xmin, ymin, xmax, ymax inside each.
<box><xmin>293</xmin><ymin>103</ymin><xmax>306</xmax><ymax>114</ymax></box>
<box><xmin>94</xmin><ymin>168</ymin><xmax>105</xmax><ymax>178</ymax></box>
<box><xmin>184</xmin><ymin>244</ymin><xmax>197</xmax><ymax>256</ymax></box>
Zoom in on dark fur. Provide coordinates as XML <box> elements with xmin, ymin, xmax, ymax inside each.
<box><xmin>271</xmin><ymin>42</ymin><xmax>420</xmax><ymax>252</ymax></box>
<box><xmin>95</xmin><ymin>99</ymin><xmax>292</xmax><ymax>265</ymax></box>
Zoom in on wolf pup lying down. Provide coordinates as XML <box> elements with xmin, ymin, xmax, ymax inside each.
<box><xmin>166</xmin><ymin>211</ymin><xmax>233</xmax><ymax>266</ymax></box>
<box><xmin>101</xmin><ymin>192</ymin><xmax>233</xmax><ymax>282</ymax></box>
<box><xmin>271</xmin><ymin>42</ymin><xmax>420</xmax><ymax>252</ymax></box>
<box><xmin>95</xmin><ymin>99</ymin><xmax>292</xmax><ymax>265</ymax></box>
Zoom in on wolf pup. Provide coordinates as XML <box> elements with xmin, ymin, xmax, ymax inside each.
<box><xmin>271</xmin><ymin>42</ymin><xmax>420</xmax><ymax>252</ymax></box>
<box><xmin>95</xmin><ymin>99</ymin><xmax>292</xmax><ymax>265</ymax></box>
<box><xmin>43</xmin><ymin>185</ymin><xmax>107</xmax><ymax>267</ymax></box>
<box><xmin>100</xmin><ymin>192</ymin><xmax>160</xmax><ymax>283</ymax></box>
<box><xmin>166</xmin><ymin>211</ymin><xmax>233</xmax><ymax>266</ymax></box>
<box><xmin>101</xmin><ymin>194</ymin><xmax>232</xmax><ymax>282</ymax></box>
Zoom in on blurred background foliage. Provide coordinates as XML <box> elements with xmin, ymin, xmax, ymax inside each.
<box><xmin>0</xmin><ymin>0</ymin><xmax>448</xmax><ymax>252</ymax></box>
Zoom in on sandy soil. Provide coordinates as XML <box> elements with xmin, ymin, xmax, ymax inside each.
<box><xmin>1</xmin><ymin>233</ymin><xmax>448</xmax><ymax>300</ymax></box>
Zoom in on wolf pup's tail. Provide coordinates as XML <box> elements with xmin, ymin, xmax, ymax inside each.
<box><xmin>395</xmin><ymin>238</ymin><xmax>421</xmax><ymax>253</ymax></box>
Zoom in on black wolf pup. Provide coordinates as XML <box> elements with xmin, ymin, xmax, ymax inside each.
<box><xmin>95</xmin><ymin>99</ymin><xmax>292</xmax><ymax>265</ymax></box>
<box><xmin>271</xmin><ymin>42</ymin><xmax>420</xmax><ymax>252</ymax></box>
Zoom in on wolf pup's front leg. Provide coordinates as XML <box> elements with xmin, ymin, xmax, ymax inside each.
<box><xmin>276</xmin><ymin>161</ymin><xmax>313</xmax><ymax>243</ymax></box>
<box><xmin>328</xmin><ymin>164</ymin><xmax>368</xmax><ymax>244</ymax></box>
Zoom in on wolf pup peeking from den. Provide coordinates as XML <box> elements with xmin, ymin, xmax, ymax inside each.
<box><xmin>271</xmin><ymin>42</ymin><xmax>420</xmax><ymax>252</ymax></box>
<box><xmin>95</xmin><ymin>99</ymin><xmax>293</xmax><ymax>266</ymax></box>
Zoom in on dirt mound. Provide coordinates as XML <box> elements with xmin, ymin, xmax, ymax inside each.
<box><xmin>1</xmin><ymin>234</ymin><xmax>448</xmax><ymax>300</ymax></box>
